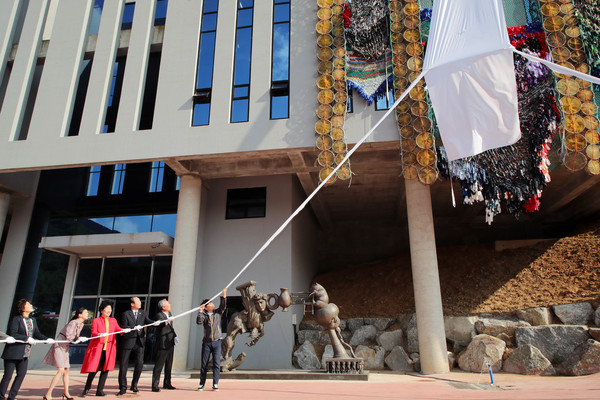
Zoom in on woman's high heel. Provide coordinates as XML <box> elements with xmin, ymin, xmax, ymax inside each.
<box><xmin>63</xmin><ymin>395</ymin><xmax>74</xmax><ymax>400</ymax></box>
<box><xmin>43</xmin><ymin>396</ymin><xmax>49</xmax><ymax>400</ymax></box>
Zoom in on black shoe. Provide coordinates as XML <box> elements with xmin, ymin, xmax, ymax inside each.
<box><xmin>81</xmin><ymin>389</ymin><xmax>89</xmax><ymax>398</ymax></box>
<box><xmin>95</xmin><ymin>391</ymin><xmax>105</xmax><ymax>397</ymax></box>
<box><xmin>163</xmin><ymin>385</ymin><xmax>176</xmax><ymax>390</ymax></box>
<box><xmin>130</xmin><ymin>386</ymin><xmax>138</xmax><ymax>393</ymax></box>
<box><xmin>116</xmin><ymin>390</ymin><xmax>126</xmax><ymax>396</ymax></box>
<box><xmin>151</xmin><ymin>388</ymin><xmax>160</xmax><ymax>393</ymax></box>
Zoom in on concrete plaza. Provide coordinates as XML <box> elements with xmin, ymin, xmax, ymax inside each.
<box><xmin>8</xmin><ymin>369</ymin><xmax>600</xmax><ymax>400</ymax></box>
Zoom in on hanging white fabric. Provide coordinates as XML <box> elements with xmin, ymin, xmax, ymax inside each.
<box><xmin>423</xmin><ymin>0</ymin><xmax>520</xmax><ymax>162</ymax></box>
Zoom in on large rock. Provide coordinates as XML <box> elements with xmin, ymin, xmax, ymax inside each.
<box><xmin>595</xmin><ymin>306</ymin><xmax>600</xmax><ymax>327</ymax></box>
<box><xmin>350</xmin><ymin>324</ymin><xmax>377</xmax><ymax>346</ymax></box>
<box><xmin>562</xmin><ymin>339</ymin><xmax>600</xmax><ymax>376</ymax></box>
<box><xmin>475</xmin><ymin>317</ymin><xmax>530</xmax><ymax>338</ymax></box>
<box><xmin>320</xmin><ymin>345</ymin><xmax>334</xmax><ymax>369</ymax></box>
<box><xmin>385</xmin><ymin>346</ymin><xmax>413</xmax><ymax>371</ymax></box>
<box><xmin>293</xmin><ymin>341</ymin><xmax>321</xmax><ymax>370</ymax></box>
<box><xmin>298</xmin><ymin>330</ymin><xmax>330</xmax><ymax>346</ymax></box>
<box><xmin>515</xmin><ymin>307</ymin><xmax>552</xmax><ymax>326</ymax></box>
<box><xmin>397</xmin><ymin>314</ymin><xmax>413</xmax><ymax>332</ymax></box>
<box><xmin>376</xmin><ymin>329</ymin><xmax>403</xmax><ymax>352</ymax></box>
<box><xmin>346</xmin><ymin>318</ymin><xmax>365</xmax><ymax>333</ymax></box>
<box><xmin>444</xmin><ymin>316</ymin><xmax>477</xmax><ymax>348</ymax></box>
<box><xmin>552</xmin><ymin>303</ymin><xmax>594</xmax><ymax>325</ymax></box>
<box><xmin>355</xmin><ymin>345</ymin><xmax>385</xmax><ymax>370</ymax></box>
<box><xmin>299</xmin><ymin>320</ymin><xmax>324</xmax><ymax>331</ymax></box>
<box><xmin>406</xmin><ymin>314</ymin><xmax>419</xmax><ymax>353</ymax></box>
<box><xmin>589</xmin><ymin>327</ymin><xmax>600</xmax><ymax>341</ymax></box>
<box><xmin>365</xmin><ymin>318</ymin><xmax>395</xmax><ymax>331</ymax></box>
<box><xmin>502</xmin><ymin>344</ymin><xmax>555</xmax><ymax>376</ymax></box>
<box><xmin>457</xmin><ymin>334</ymin><xmax>506</xmax><ymax>372</ymax></box>
<box><xmin>515</xmin><ymin>325</ymin><xmax>589</xmax><ymax>364</ymax></box>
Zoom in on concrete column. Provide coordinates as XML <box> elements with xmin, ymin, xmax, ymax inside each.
<box><xmin>404</xmin><ymin>178</ymin><xmax>449</xmax><ymax>374</ymax></box>
<box><xmin>169</xmin><ymin>174</ymin><xmax>202</xmax><ymax>369</ymax></box>
<box><xmin>0</xmin><ymin>191</ymin><xmax>9</xmax><ymax>237</ymax></box>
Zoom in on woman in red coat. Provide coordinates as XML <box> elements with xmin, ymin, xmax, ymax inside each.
<box><xmin>80</xmin><ymin>301</ymin><xmax>121</xmax><ymax>397</ymax></box>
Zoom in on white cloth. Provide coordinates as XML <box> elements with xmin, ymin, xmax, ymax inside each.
<box><xmin>423</xmin><ymin>0</ymin><xmax>520</xmax><ymax>161</ymax></box>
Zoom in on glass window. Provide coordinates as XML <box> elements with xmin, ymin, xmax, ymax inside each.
<box><xmin>111</xmin><ymin>164</ymin><xmax>126</xmax><ymax>195</ymax></box>
<box><xmin>69</xmin><ymin>59</ymin><xmax>93</xmax><ymax>136</ymax></box>
<box><xmin>375</xmin><ymin>85</ymin><xmax>394</xmax><ymax>111</ymax></box>
<box><xmin>231</xmin><ymin>1</ymin><xmax>254</xmax><ymax>123</ymax></box>
<box><xmin>152</xmin><ymin>256</ymin><xmax>172</xmax><ymax>294</ymax></box>
<box><xmin>113</xmin><ymin>215</ymin><xmax>153</xmax><ymax>233</ymax></box>
<box><xmin>74</xmin><ymin>258</ymin><xmax>103</xmax><ymax>296</ymax></box>
<box><xmin>104</xmin><ymin>58</ymin><xmax>127</xmax><ymax>133</ymax></box>
<box><xmin>270</xmin><ymin>0</ymin><xmax>290</xmax><ymax>119</ymax></box>
<box><xmin>90</xmin><ymin>0</ymin><xmax>104</xmax><ymax>35</ymax></box>
<box><xmin>122</xmin><ymin>2</ymin><xmax>135</xmax><ymax>30</ymax></box>
<box><xmin>149</xmin><ymin>161</ymin><xmax>165</xmax><ymax>192</ymax></box>
<box><xmin>226</xmin><ymin>187</ymin><xmax>266</xmax><ymax>219</ymax></box>
<box><xmin>89</xmin><ymin>217</ymin><xmax>115</xmax><ymax>232</ymax></box>
<box><xmin>101</xmin><ymin>257</ymin><xmax>152</xmax><ymax>295</ymax></box>
<box><xmin>154</xmin><ymin>0</ymin><xmax>168</xmax><ymax>26</ymax></box>
<box><xmin>175</xmin><ymin>176</ymin><xmax>181</xmax><ymax>191</ymax></box>
<box><xmin>151</xmin><ymin>214</ymin><xmax>177</xmax><ymax>237</ymax></box>
<box><xmin>86</xmin><ymin>166</ymin><xmax>101</xmax><ymax>196</ymax></box>
<box><xmin>347</xmin><ymin>86</ymin><xmax>353</xmax><ymax>113</ymax></box>
<box><xmin>192</xmin><ymin>1</ymin><xmax>219</xmax><ymax>126</ymax></box>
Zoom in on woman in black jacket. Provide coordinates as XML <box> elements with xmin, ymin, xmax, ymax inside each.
<box><xmin>0</xmin><ymin>299</ymin><xmax>48</xmax><ymax>400</ymax></box>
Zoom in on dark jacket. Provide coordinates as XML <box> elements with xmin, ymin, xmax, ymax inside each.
<box><xmin>120</xmin><ymin>309</ymin><xmax>153</xmax><ymax>349</ymax></box>
<box><xmin>196</xmin><ymin>297</ymin><xmax>227</xmax><ymax>342</ymax></box>
<box><xmin>2</xmin><ymin>315</ymin><xmax>47</xmax><ymax>360</ymax></box>
<box><xmin>154</xmin><ymin>311</ymin><xmax>176</xmax><ymax>350</ymax></box>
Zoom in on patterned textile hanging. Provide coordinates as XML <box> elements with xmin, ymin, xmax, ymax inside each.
<box><xmin>540</xmin><ymin>0</ymin><xmax>600</xmax><ymax>175</ymax></box>
<box><xmin>315</xmin><ymin>0</ymin><xmax>352</xmax><ymax>184</ymax></box>
<box><xmin>389</xmin><ymin>0</ymin><xmax>438</xmax><ymax>185</ymax></box>
<box><xmin>344</xmin><ymin>0</ymin><xmax>394</xmax><ymax>104</ymax></box>
<box><xmin>573</xmin><ymin>0</ymin><xmax>600</xmax><ymax>77</ymax></box>
<box><xmin>438</xmin><ymin>23</ymin><xmax>561</xmax><ymax>224</ymax></box>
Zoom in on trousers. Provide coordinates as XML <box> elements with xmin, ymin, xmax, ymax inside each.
<box><xmin>85</xmin><ymin>351</ymin><xmax>109</xmax><ymax>393</ymax></box>
<box><xmin>118</xmin><ymin>342</ymin><xmax>145</xmax><ymax>390</ymax></box>
<box><xmin>199</xmin><ymin>340</ymin><xmax>221</xmax><ymax>386</ymax></box>
<box><xmin>0</xmin><ymin>358</ymin><xmax>29</xmax><ymax>400</ymax></box>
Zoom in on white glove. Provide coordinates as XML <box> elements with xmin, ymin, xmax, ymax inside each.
<box><xmin>166</xmin><ymin>317</ymin><xmax>174</xmax><ymax>323</ymax></box>
<box><xmin>77</xmin><ymin>337</ymin><xmax>89</xmax><ymax>343</ymax></box>
<box><xmin>121</xmin><ymin>328</ymin><xmax>132</xmax><ymax>333</ymax></box>
<box><xmin>4</xmin><ymin>336</ymin><xmax>16</xmax><ymax>344</ymax></box>
<box><xmin>134</xmin><ymin>325</ymin><xmax>143</xmax><ymax>331</ymax></box>
<box><xmin>98</xmin><ymin>333</ymin><xmax>108</xmax><ymax>337</ymax></box>
<box><xmin>152</xmin><ymin>320</ymin><xmax>161</xmax><ymax>327</ymax></box>
<box><xmin>45</xmin><ymin>338</ymin><xmax>56</xmax><ymax>344</ymax></box>
<box><xmin>27</xmin><ymin>337</ymin><xmax>36</xmax><ymax>345</ymax></box>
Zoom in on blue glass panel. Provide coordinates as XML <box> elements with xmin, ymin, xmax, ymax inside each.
<box><xmin>94</xmin><ymin>0</ymin><xmax>104</xmax><ymax>7</ymax></box>
<box><xmin>196</xmin><ymin>32</ymin><xmax>216</xmax><ymax>89</ymax></box>
<box><xmin>375</xmin><ymin>87</ymin><xmax>394</xmax><ymax>110</ymax></box>
<box><xmin>237</xmin><ymin>8</ymin><xmax>253</xmax><ymax>27</ymax></box>
<box><xmin>151</xmin><ymin>214</ymin><xmax>177</xmax><ymax>237</ymax></box>
<box><xmin>272</xmin><ymin>23</ymin><xmax>289</xmax><ymax>81</ymax></box>
<box><xmin>175</xmin><ymin>176</ymin><xmax>181</xmax><ymax>190</ymax></box>
<box><xmin>122</xmin><ymin>3</ymin><xmax>135</xmax><ymax>25</ymax></box>
<box><xmin>239</xmin><ymin>0</ymin><xmax>253</xmax><ymax>8</ymax></box>
<box><xmin>204</xmin><ymin>0</ymin><xmax>219</xmax><ymax>13</ymax></box>
<box><xmin>202</xmin><ymin>12</ymin><xmax>217</xmax><ymax>32</ymax></box>
<box><xmin>233</xmin><ymin>86</ymin><xmax>248</xmax><ymax>98</ymax></box>
<box><xmin>231</xmin><ymin>99</ymin><xmax>249</xmax><ymax>122</ymax></box>
<box><xmin>274</xmin><ymin>0</ymin><xmax>288</xmax><ymax>3</ymax></box>
<box><xmin>234</xmin><ymin>27</ymin><xmax>252</xmax><ymax>86</ymax></box>
<box><xmin>193</xmin><ymin>102</ymin><xmax>210</xmax><ymax>126</ymax></box>
<box><xmin>86</xmin><ymin>168</ymin><xmax>100</xmax><ymax>196</ymax></box>
<box><xmin>113</xmin><ymin>215</ymin><xmax>153</xmax><ymax>233</ymax></box>
<box><xmin>274</xmin><ymin>3</ymin><xmax>289</xmax><ymax>23</ymax></box>
<box><xmin>271</xmin><ymin>95</ymin><xmax>288</xmax><ymax>119</ymax></box>
<box><xmin>90</xmin><ymin>6</ymin><xmax>103</xmax><ymax>35</ymax></box>
<box><xmin>89</xmin><ymin>217</ymin><xmax>114</xmax><ymax>231</ymax></box>
<box><xmin>155</xmin><ymin>0</ymin><xmax>168</xmax><ymax>20</ymax></box>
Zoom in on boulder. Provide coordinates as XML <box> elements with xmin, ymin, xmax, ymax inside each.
<box><xmin>355</xmin><ymin>345</ymin><xmax>385</xmax><ymax>370</ymax></box>
<box><xmin>299</xmin><ymin>320</ymin><xmax>324</xmax><ymax>331</ymax></box>
<box><xmin>406</xmin><ymin>314</ymin><xmax>419</xmax><ymax>353</ymax></box>
<box><xmin>474</xmin><ymin>317</ymin><xmax>530</xmax><ymax>338</ymax></box>
<box><xmin>292</xmin><ymin>341</ymin><xmax>321</xmax><ymax>370</ymax></box>
<box><xmin>589</xmin><ymin>327</ymin><xmax>600</xmax><ymax>341</ymax></box>
<box><xmin>385</xmin><ymin>346</ymin><xmax>413</xmax><ymax>371</ymax></box>
<box><xmin>562</xmin><ymin>339</ymin><xmax>600</xmax><ymax>376</ymax></box>
<box><xmin>515</xmin><ymin>325</ymin><xmax>589</xmax><ymax>364</ymax></box>
<box><xmin>410</xmin><ymin>353</ymin><xmax>420</xmax><ymax>372</ymax></box>
<box><xmin>444</xmin><ymin>316</ymin><xmax>477</xmax><ymax>348</ymax></box>
<box><xmin>365</xmin><ymin>318</ymin><xmax>395</xmax><ymax>331</ymax></box>
<box><xmin>298</xmin><ymin>329</ymin><xmax>330</xmax><ymax>346</ymax></box>
<box><xmin>376</xmin><ymin>329</ymin><xmax>403</xmax><ymax>352</ymax></box>
<box><xmin>595</xmin><ymin>306</ymin><xmax>600</xmax><ymax>327</ymax></box>
<box><xmin>515</xmin><ymin>307</ymin><xmax>552</xmax><ymax>326</ymax></box>
<box><xmin>457</xmin><ymin>334</ymin><xmax>506</xmax><ymax>372</ymax></box>
<box><xmin>346</xmin><ymin>318</ymin><xmax>365</xmax><ymax>333</ymax></box>
<box><xmin>349</xmin><ymin>325</ymin><xmax>377</xmax><ymax>346</ymax></box>
<box><xmin>552</xmin><ymin>303</ymin><xmax>594</xmax><ymax>325</ymax></box>
<box><xmin>502</xmin><ymin>344</ymin><xmax>555</xmax><ymax>375</ymax></box>
<box><xmin>320</xmin><ymin>344</ymin><xmax>334</xmax><ymax>369</ymax></box>
<box><xmin>339</xmin><ymin>319</ymin><xmax>347</xmax><ymax>331</ymax></box>
<box><xmin>397</xmin><ymin>314</ymin><xmax>413</xmax><ymax>332</ymax></box>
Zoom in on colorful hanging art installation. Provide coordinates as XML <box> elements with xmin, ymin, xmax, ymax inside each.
<box><xmin>313</xmin><ymin>0</ymin><xmax>600</xmax><ymax>222</ymax></box>
<box><xmin>315</xmin><ymin>0</ymin><xmax>352</xmax><ymax>184</ymax></box>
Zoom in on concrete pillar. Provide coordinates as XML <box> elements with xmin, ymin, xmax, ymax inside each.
<box><xmin>169</xmin><ymin>174</ymin><xmax>202</xmax><ymax>370</ymax></box>
<box><xmin>0</xmin><ymin>191</ymin><xmax>9</xmax><ymax>238</ymax></box>
<box><xmin>404</xmin><ymin>178</ymin><xmax>449</xmax><ymax>374</ymax></box>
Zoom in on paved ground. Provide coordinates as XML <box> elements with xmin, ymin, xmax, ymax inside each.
<box><xmin>9</xmin><ymin>369</ymin><xmax>600</xmax><ymax>400</ymax></box>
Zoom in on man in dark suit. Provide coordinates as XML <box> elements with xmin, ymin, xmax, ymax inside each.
<box><xmin>117</xmin><ymin>297</ymin><xmax>154</xmax><ymax>395</ymax></box>
<box><xmin>151</xmin><ymin>299</ymin><xmax>176</xmax><ymax>392</ymax></box>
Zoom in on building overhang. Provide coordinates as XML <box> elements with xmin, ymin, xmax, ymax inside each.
<box><xmin>39</xmin><ymin>232</ymin><xmax>174</xmax><ymax>258</ymax></box>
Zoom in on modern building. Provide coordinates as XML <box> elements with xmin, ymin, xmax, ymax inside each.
<box><xmin>0</xmin><ymin>0</ymin><xmax>599</xmax><ymax>373</ymax></box>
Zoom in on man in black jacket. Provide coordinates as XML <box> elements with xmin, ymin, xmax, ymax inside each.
<box><xmin>117</xmin><ymin>297</ymin><xmax>154</xmax><ymax>395</ymax></box>
<box><xmin>151</xmin><ymin>299</ymin><xmax>176</xmax><ymax>392</ymax></box>
<box><xmin>196</xmin><ymin>288</ymin><xmax>227</xmax><ymax>392</ymax></box>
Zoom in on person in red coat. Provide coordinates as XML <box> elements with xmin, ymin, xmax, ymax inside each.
<box><xmin>80</xmin><ymin>301</ymin><xmax>122</xmax><ymax>397</ymax></box>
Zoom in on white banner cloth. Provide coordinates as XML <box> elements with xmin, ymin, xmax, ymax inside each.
<box><xmin>423</xmin><ymin>0</ymin><xmax>521</xmax><ymax>161</ymax></box>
